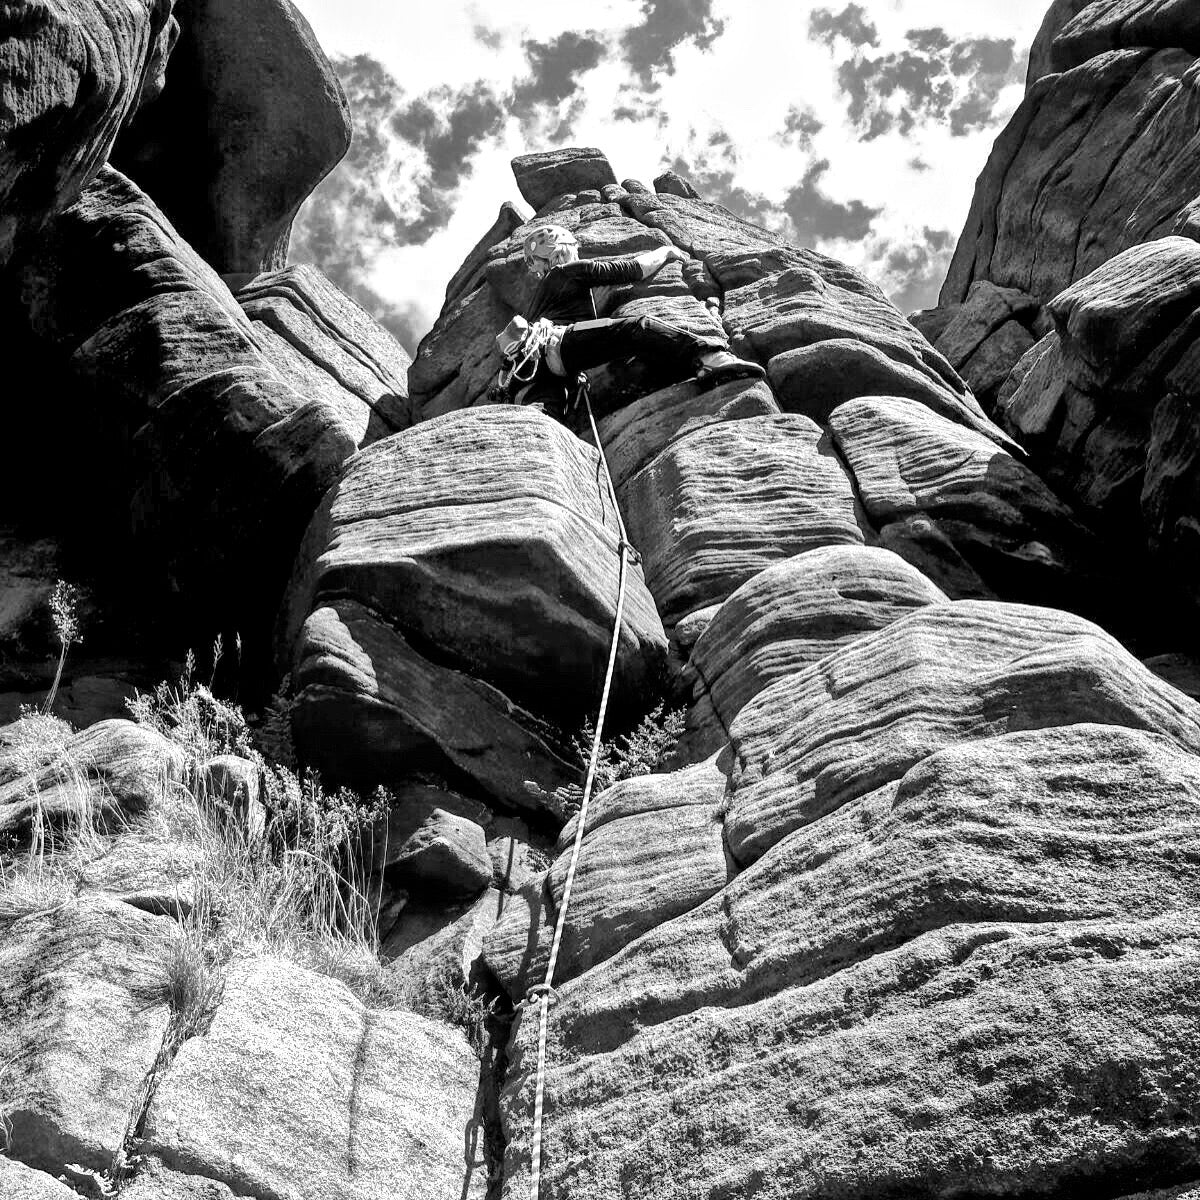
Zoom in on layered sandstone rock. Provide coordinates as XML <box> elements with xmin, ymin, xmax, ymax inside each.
<box><xmin>114</xmin><ymin>0</ymin><xmax>351</xmax><ymax>274</ymax></box>
<box><xmin>283</xmin><ymin>406</ymin><xmax>667</xmax><ymax>809</ymax></box>
<box><xmin>490</xmin><ymin>603</ymin><xmax>1200</xmax><ymax>1199</ymax></box>
<box><xmin>12</xmin><ymin>167</ymin><xmax>406</xmax><ymax>632</ymax></box>
<box><xmin>998</xmin><ymin>237</ymin><xmax>1200</xmax><ymax>612</ymax></box>
<box><xmin>140</xmin><ymin>957</ymin><xmax>487</xmax><ymax>1200</ymax></box>
<box><xmin>0</xmin><ymin>0</ymin><xmax>177</xmax><ymax>269</ymax></box>
<box><xmin>0</xmin><ymin>900</ymin><xmax>175</xmax><ymax>1176</ymax></box>
<box><xmin>679</xmin><ymin>547</ymin><xmax>948</xmax><ymax>758</ymax></box>
<box><xmin>928</xmin><ymin>9</ymin><xmax>1200</xmax><ymax>403</ymax></box>
<box><xmin>829</xmin><ymin>395</ymin><xmax>1103</xmax><ymax>610</ymax></box>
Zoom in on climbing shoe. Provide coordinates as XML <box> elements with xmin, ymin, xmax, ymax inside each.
<box><xmin>694</xmin><ymin>349</ymin><xmax>766</xmax><ymax>387</ymax></box>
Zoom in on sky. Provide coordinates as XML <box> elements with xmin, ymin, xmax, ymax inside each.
<box><xmin>287</xmin><ymin>0</ymin><xmax>1052</xmax><ymax>353</ymax></box>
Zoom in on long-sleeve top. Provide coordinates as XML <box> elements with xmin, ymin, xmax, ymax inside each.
<box><xmin>526</xmin><ymin>256</ymin><xmax>645</xmax><ymax>324</ymax></box>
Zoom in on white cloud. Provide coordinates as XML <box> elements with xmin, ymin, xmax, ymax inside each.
<box><xmin>289</xmin><ymin>0</ymin><xmax>1051</xmax><ymax>341</ymax></box>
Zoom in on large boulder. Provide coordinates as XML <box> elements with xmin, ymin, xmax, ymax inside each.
<box><xmin>829</xmin><ymin>396</ymin><xmax>1104</xmax><ymax>612</ymax></box>
<box><xmin>0</xmin><ymin>899</ymin><xmax>174</xmax><ymax>1177</ymax></box>
<box><xmin>998</xmin><ymin>237</ymin><xmax>1200</xmax><ymax>611</ymax></box>
<box><xmin>511</xmin><ymin>147</ymin><xmax>617</xmax><ymax>211</ymax></box>
<box><xmin>0</xmin><ymin>0</ymin><xmax>177</xmax><ymax>269</ymax></box>
<box><xmin>0</xmin><ymin>717</ymin><xmax>188</xmax><ymax>843</ymax></box>
<box><xmin>489</xmin><ymin>600</ymin><xmax>1200</xmax><ymax>1199</ymax></box>
<box><xmin>11</xmin><ymin>168</ymin><xmax>387</xmax><ymax>635</ymax></box>
<box><xmin>283</xmin><ymin>406</ymin><xmax>668</xmax><ymax>809</ymax></box>
<box><xmin>942</xmin><ymin>47</ymin><xmax>1200</xmax><ymax>308</ymax></box>
<box><xmin>680</xmin><ymin>547</ymin><xmax>948</xmax><ymax>758</ymax></box>
<box><xmin>140</xmin><ymin>957</ymin><xmax>488</xmax><ymax>1200</ymax></box>
<box><xmin>113</xmin><ymin>0</ymin><xmax>351</xmax><ymax>274</ymax></box>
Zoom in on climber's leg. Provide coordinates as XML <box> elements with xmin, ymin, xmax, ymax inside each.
<box><xmin>517</xmin><ymin>363</ymin><xmax>572</xmax><ymax>422</ymax></box>
<box><xmin>558</xmin><ymin>315</ymin><xmax>763</xmax><ymax>386</ymax></box>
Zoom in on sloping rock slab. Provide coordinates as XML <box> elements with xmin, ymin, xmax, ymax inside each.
<box><xmin>681</xmin><ymin>547</ymin><xmax>948</xmax><ymax>758</ymax></box>
<box><xmin>830</xmin><ymin>396</ymin><xmax>1102</xmax><ymax>609</ymax></box>
<box><xmin>237</xmin><ymin>264</ymin><xmax>412</xmax><ymax>444</ymax></box>
<box><xmin>621</xmin><ymin>413</ymin><xmax>865</xmax><ymax>627</ymax></box>
<box><xmin>998</xmin><ymin>238</ymin><xmax>1200</xmax><ymax>589</ymax></box>
<box><xmin>0</xmin><ymin>1157</ymin><xmax>79</xmax><ymax>1199</ymax></box>
<box><xmin>0</xmin><ymin>718</ymin><xmax>187</xmax><ymax>842</ymax></box>
<box><xmin>15</xmin><ymin>167</ymin><xmax>366</xmax><ymax>628</ymax></box>
<box><xmin>486</xmin><ymin>752</ymin><xmax>732</xmax><ymax>994</ymax></box>
<box><xmin>943</xmin><ymin>48</ymin><xmax>1200</xmax><ymax>306</ymax></box>
<box><xmin>0</xmin><ymin>0</ymin><xmax>176</xmax><ymax>268</ymax></box>
<box><xmin>1053</xmin><ymin>0</ymin><xmax>1200</xmax><ymax>74</ymax></box>
<box><xmin>114</xmin><ymin>0</ymin><xmax>351</xmax><ymax>273</ymax></box>
<box><xmin>726</xmin><ymin>600</ymin><xmax>1200</xmax><ymax>864</ymax></box>
<box><xmin>285</xmin><ymin>408</ymin><xmax>667</xmax><ymax>808</ymax></box>
<box><xmin>0</xmin><ymin>899</ymin><xmax>172</xmax><ymax>1176</ymax></box>
<box><xmin>597</xmin><ymin>377</ymin><xmax>779</xmax><ymax>492</ymax></box>
<box><xmin>705</xmin><ymin>244</ymin><xmax>1007</xmax><ymax>442</ymax></box>
<box><xmin>497</xmin><ymin>718</ymin><xmax>1200</xmax><ymax>1199</ymax></box>
<box><xmin>766</xmin><ymin>336</ymin><xmax>989</xmax><ymax>430</ymax></box>
<box><xmin>141</xmin><ymin>956</ymin><xmax>486</xmax><ymax>1200</ymax></box>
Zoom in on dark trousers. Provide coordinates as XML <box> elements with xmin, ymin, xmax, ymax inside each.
<box><xmin>523</xmin><ymin>315</ymin><xmax>725</xmax><ymax>420</ymax></box>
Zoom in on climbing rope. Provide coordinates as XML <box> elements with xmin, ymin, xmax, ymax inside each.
<box><xmin>525</xmin><ymin>374</ymin><xmax>637</xmax><ymax>1200</ymax></box>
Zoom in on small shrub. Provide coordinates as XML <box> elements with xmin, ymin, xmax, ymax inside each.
<box><xmin>404</xmin><ymin>958</ymin><xmax>501</xmax><ymax>1057</ymax></box>
<box><xmin>126</xmin><ymin>656</ymin><xmax>255</xmax><ymax>761</ymax></box>
<box><xmin>536</xmin><ymin>701</ymin><xmax>686</xmax><ymax>819</ymax></box>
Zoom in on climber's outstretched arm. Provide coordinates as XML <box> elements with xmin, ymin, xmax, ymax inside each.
<box><xmin>632</xmin><ymin>245</ymin><xmax>687</xmax><ymax>279</ymax></box>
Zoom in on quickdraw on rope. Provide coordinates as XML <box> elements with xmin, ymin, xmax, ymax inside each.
<box><xmin>525</xmin><ymin>374</ymin><xmax>637</xmax><ymax>1200</ymax></box>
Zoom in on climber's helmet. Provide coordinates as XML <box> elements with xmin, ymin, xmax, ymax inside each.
<box><xmin>523</xmin><ymin>225</ymin><xmax>578</xmax><ymax>277</ymax></box>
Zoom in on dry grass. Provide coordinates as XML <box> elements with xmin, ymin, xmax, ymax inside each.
<box><xmin>0</xmin><ymin>668</ymin><xmax>401</xmax><ymax>1012</ymax></box>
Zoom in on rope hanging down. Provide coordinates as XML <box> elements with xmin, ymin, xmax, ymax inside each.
<box><xmin>525</xmin><ymin>375</ymin><xmax>638</xmax><ymax>1200</ymax></box>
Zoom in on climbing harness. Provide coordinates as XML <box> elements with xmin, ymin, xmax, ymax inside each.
<box><xmin>524</xmin><ymin>374</ymin><xmax>638</xmax><ymax>1200</ymax></box>
<box><xmin>494</xmin><ymin>317</ymin><xmax>558</xmax><ymax>402</ymax></box>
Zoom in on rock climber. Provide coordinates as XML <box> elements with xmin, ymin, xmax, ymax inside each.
<box><xmin>494</xmin><ymin>224</ymin><xmax>765</xmax><ymax>420</ymax></box>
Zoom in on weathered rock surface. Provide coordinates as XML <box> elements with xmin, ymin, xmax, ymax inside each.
<box><xmin>0</xmin><ymin>718</ymin><xmax>187</xmax><ymax>841</ymax></box>
<box><xmin>12</xmin><ymin>167</ymin><xmax>386</xmax><ymax>631</ymax></box>
<box><xmin>1027</xmin><ymin>0</ymin><xmax>1093</xmax><ymax>85</ymax></box>
<box><xmin>726</xmin><ymin>601</ymin><xmax>1200</xmax><ymax>864</ymax></box>
<box><xmin>1052</xmin><ymin>0</ymin><xmax>1200</xmax><ymax>74</ymax></box>
<box><xmin>926</xmin><ymin>280</ymin><xmax>1047</xmax><ymax>408</ymax></box>
<box><xmin>236</xmin><ymin>265</ymin><xmax>412</xmax><ymax>442</ymax></box>
<box><xmin>681</xmin><ymin>547</ymin><xmax>948</xmax><ymax>758</ymax></box>
<box><xmin>596</xmin><ymin>376</ymin><xmax>781</xmax><ymax>492</ymax></box>
<box><xmin>0</xmin><ymin>899</ymin><xmax>173</xmax><ymax>1176</ymax></box>
<box><xmin>492</xmin><ymin>596</ymin><xmax>1200</xmax><ymax>1199</ymax></box>
<box><xmin>375</xmin><ymin>782</ymin><xmax>492</xmax><ymax>898</ymax></box>
<box><xmin>0</xmin><ymin>0</ymin><xmax>177</xmax><ymax>269</ymax></box>
<box><xmin>0</xmin><ymin>1157</ymin><xmax>79</xmax><ymax>1200</ymax></box>
<box><xmin>114</xmin><ymin>0</ymin><xmax>351</xmax><ymax>273</ymax></box>
<box><xmin>512</xmin><ymin>147</ymin><xmax>616</xmax><ymax>211</ymax></box>
<box><xmin>998</xmin><ymin>237</ymin><xmax>1200</xmax><ymax>610</ymax></box>
<box><xmin>141</xmin><ymin>956</ymin><xmax>487</xmax><ymax>1200</ymax></box>
<box><xmin>622</xmin><ymin>411</ymin><xmax>866</xmax><ymax>627</ymax></box>
<box><xmin>285</xmin><ymin>407</ymin><xmax>667</xmax><ymax>808</ymax></box>
<box><xmin>486</xmin><ymin>753</ymin><xmax>731</xmax><ymax>996</ymax></box>
<box><xmin>830</xmin><ymin>396</ymin><xmax>1103</xmax><ymax>609</ymax></box>
<box><xmin>767</xmin><ymin>335</ymin><xmax>984</xmax><ymax>427</ymax></box>
<box><xmin>444</xmin><ymin>202</ymin><xmax>525</xmax><ymax>307</ymax></box>
<box><xmin>943</xmin><ymin>48</ymin><xmax>1200</xmax><ymax>309</ymax></box>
